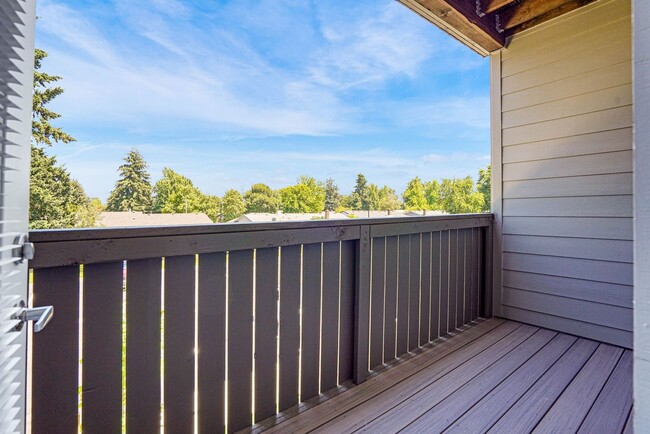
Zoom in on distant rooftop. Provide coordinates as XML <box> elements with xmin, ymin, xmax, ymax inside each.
<box><xmin>231</xmin><ymin>210</ymin><xmax>445</xmax><ymax>223</ymax></box>
<box><xmin>98</xmin><ymin>211</ymin><xmax>213</xmax><ymax>227</ymax></box>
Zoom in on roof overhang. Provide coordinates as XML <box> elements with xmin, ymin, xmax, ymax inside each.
<box><xmin>398</xmin><ymin>0</ymin><xmax>598</xmax><ymax>56</ymax></box>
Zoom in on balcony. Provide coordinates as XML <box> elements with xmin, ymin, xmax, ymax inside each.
<box><xmin>26</xmin><ymin>214</ymin><xmax>632</xmax><ymax>433</ymax></box>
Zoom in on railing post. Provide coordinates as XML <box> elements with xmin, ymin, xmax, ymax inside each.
<box><xmin>354</xmin><ymin>225</ymin><xmax>371</xmax><ymax>384</ymax></box>
<box><xmin>485</xmin><ymin>220</ymin><xmax>494</xmax><ymax>318</ymax></box>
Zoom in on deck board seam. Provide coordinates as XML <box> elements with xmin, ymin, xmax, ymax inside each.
<box><xmin>307</xmin><ymin>321</ymin><xmax>523</xmax><ymax>432</ymax></box>
<box><xmin>253</xmin><ymin>319</ymin><xmax>507</xmax><ymax>433</ymax></box>
<box><xmin>397</xmin><ymin>328</ymin><xmax>556</xmax><ymax>433</ymax></box>
<box><xmin>485</xmin><ymin>337</ymin><xmax>597</xmax><ymax>432</ymax></box>
<box><xmin>440</xmin><ymin>331</ymin><xmax>576</xmax><ymax>433</ymax></box>
<box><xmin>351</xmin><ymin>325</ymin><xmax>540</xmax><ymax>432</ymax></box>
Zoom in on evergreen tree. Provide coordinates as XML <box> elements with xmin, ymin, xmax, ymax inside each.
<box><xmin>30</xmin><ymin>48</ymin><xmax>97</xmax><ymax>228</ymax></box>
<box><xmin>106</xmin><ymin>148</ymin><xmax>153</xmax><ymax>212</ymax></box>
<box><xmin>32</xmin><ymin>49</ymin><xmax>76</xmax><ymax>146</ymax></box>
<box><xmin>402</xmin><ymin>177</ymin><xmax>428</xmax><ymax>210</ymax></box>
<box><xmin>244</xmin><ymin>183</ymin><xmax>281</xmax><ymax>213</ymax></box>
<box><xmin>348</xmin><ymin>174</ymin><xmax>371</xmax><ymax>210</ymax></box>
<box><xmin>221</xmin><ymin>189</ymin><xmax>245</xmax><ymax>221</ymax></box>
<box><xmin>477</xmin><ymin>165</ymin><xmax>491</xmax><ymax>212</ymax></box>
<box><xmin>29</xmin><ymin>147</ymin><xmax>98</xmax><ymax>229</ymax></box>
<box><xmin>324</xmin><ymin>178</ymin><xmax>342</xmax><ymax>211</ymax></box>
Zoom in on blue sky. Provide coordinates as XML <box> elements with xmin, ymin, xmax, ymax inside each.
<box><xmin>36</xmin><ymin>0</ymin><xmax>490</xmax><ymax>200</ymax></box>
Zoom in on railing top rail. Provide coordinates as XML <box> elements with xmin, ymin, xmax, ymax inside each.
<box><xmin>28</xmin><ymin>214</ymin><xmax>493</xmax><ymax>269</ymax></box>
<box><xmin>29</xmin><ymin>213</ymin><xmax>493</xmax><ymax>243</ymax></box>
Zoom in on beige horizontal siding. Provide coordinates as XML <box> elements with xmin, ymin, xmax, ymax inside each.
<box><xmin>503</xmin><ymin>217</ymin><xmax>632</xmax><ymax>240</ymax></box>
<box><xmin>503</xmin><ymin>271</ymin><xmax>632</xmax><ymax>308</ymax></box>
<box><xmin>502</xmin><ymin>235</ymin><xmax>633</xmax><ymax>263</ymax></box>
<box><xmin>503</xmin><ymin>174</ymin><xmax>633</xmax><ymax>198</ymax></box>
<box><xmin>503</xmin><ymin>61</ymin><xmax>631</xmax><ymax>112</ymax></box>
<box><xmin>501</xmin><ymin>306</ymin><xmax>632</xmax><ymax>348</ymax></box>
<box><xmin>502</xmin><ymin>129</ymin><xmax>632</xmax><ymax>163</ymax></box>
<box><xmin>502</xmin><ymin>287</ymin><xmax>632</xmax><ymax>331</ymax></box>
<box><xmin>496</xmin><ymin>0</ymin><xmax>633</xmax><ymax>347</ymax></box>
<box><xmin>501</xmin><ymin>0</ymin><xmax>629</xmax><ymax>60</ymax></box>
<box><xmin>503</xmin><ymin>151</ymin><xmax>632</xmax><ymax>181</ymax></box>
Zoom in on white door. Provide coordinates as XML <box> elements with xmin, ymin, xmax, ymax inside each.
<box><xmin>1</xmin><ymin>1</ymin><xmax>37</xmax><ymax>433</ymax></box>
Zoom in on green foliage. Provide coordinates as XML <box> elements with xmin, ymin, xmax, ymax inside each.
<box><xmin>153</xmin><ymin>168</ymin><xmax>205</xmax><ymax>214</ymax></box>
<box><xmin>106</xmin><ymin>148</ymin><xmax>153</xmax><ymax>212</ymax></box>
<box><xmin>221</xmin><ymin>189</ymin><xmax>245</xmax><ymax>221</ymax></box>
<box><xmin>29</xmin><ymin>147</ymin><xmax>98</xmax><ymax>229</ymax></box>
<box><xmin>202</xmin><ymin>195</ymin><xmax>222</xmax><ymax>223</ymax></box>
<box><xmin>425</xmin><ymin>180</ymin><xmax>441</xmax><ymax>210</ymax></box>
<box><xmin>377</xmin><ymin>185</ymin><xmax>401</xmax><ymax>211</ymax></box>
<box><xmin>324</xmin><ymin>178</ymin><xmax>342</xmax><ymax>211</ymax></box>
<box><xmin>402</xmin><ymin>177</ymin><xmax>428</xmax><ymax>210</ymax></box>
<box><xmin>280</xmin><ymin>176</ymin><xmax>325</xmax><ymax>213</ymax></box>
<box><xmin>439</xmin><ymin>176</ymin><xmax>485</xmax><ymax>214</ymax></box>
<box><xmin>348</xmin><ymin>173</ymin><xmax>371</xmax><ymax>210</ymax></box>
<box><xmin>32</xmin><ymin>49</ymin><xmax>75</xmax><ymax>146</ymax></box>
<box><xmin>244</xmin><ymin>183</ymin><xmax>281</xmax><ymax>213</ymax></box>
<box><xmin>30</xmin><ymin>48</ymin><xmax>95</xmax><ymax>228</ymax></box>
<box><xmin>477</xmin><ymin>165</ymin><xmax>491</xmax><ymax>212</ymax></box>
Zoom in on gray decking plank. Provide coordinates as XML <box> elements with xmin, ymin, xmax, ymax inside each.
<box><xmin>345</xmin><ymin>324</ymin><xmax>538</xmax><ymax>433</ymax></box>
<box><xmin>444</xmin><ymin>333</ymin><xmax>577</xmax><ymax>434</ymax></box>
<box><xmin>264</xmin><ymin>319</ymin><xmax>506</xmax><ymax>433</ymax></box>
<box><xmin>404</xmin><ymin>328</ymin><xmax>562</xmax><ymax>433</ymax></box>
<box><xmin>488</xmin><ymin>338</ymin><xmax>599</xmax><ymax>433</ymax></box>
<box><xmin>578</xmin><ymin>349</ymin><xmax>633</xmax><ymax>433</ymax></box>
<box><xmin>532</xmin><ymin>343</ymin><xmax>623</xmax><ymax>434</ymax></box>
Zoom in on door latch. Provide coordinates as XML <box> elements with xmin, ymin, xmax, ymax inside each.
<box><xmin>12</xmin><ymin>301</ymin><xmax>54</xmax><ymax>333</ymax></box>
<box><xmin>13</xmin><ymin>233</ymin><xmax>34</xmax><ymax>263</ymax></box>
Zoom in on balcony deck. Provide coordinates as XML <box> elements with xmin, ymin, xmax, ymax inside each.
<box><xmin>257</xmin><ymin>318</ymin><xmax>633</xmax><ymax>434</ymax></box>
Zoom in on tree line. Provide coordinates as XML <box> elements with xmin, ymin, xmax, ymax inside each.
<box><xmin>29</xmin><ymin>48</ymin><xmax>490</xmax><ymax>229</ymax></box>
<box><xmin>100</xmin><ymin>148</ymin><xmax>490</xmax><ymax>223</ymax></box>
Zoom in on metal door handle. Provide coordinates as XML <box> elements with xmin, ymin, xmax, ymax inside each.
<box><xmin>12</xmin><ymin>301</ymin><xmax>54</xmax><ymax>333</ymax></box>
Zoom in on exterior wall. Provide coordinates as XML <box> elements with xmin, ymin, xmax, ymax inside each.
<box><xmin>492</xmin><ymin>0</ymin><xmax>633</xmax><ymax>348</ymax></box>
<box><xmin>634</xmin><ymin>0</ymin><xmax>650</xmax><ymax>429</ymax></box>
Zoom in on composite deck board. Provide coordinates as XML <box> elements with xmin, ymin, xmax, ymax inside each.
<box><xmin>249</xmin><ymin>319</ymin><xmax>632</xmax><ymax>434</ymax></box>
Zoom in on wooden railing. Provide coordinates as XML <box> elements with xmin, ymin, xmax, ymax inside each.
<box><xmin>27</xmin><ymin>214</ymin><xmax>493</xmax><ymax>433</ymax></box>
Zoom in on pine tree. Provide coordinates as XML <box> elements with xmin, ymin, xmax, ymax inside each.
<box><xmin>32</xmin><ymin>49</ymin><xmax>75</xmax><ymax>146</ymax></box>
<box><xmin>348</xmin><ymin>174</ymin><xmax>371</xmax><ymax>210</ymax></box>
<box><xmin>106</xmin><ymin>148</ymin><xmax>153</xmax><ymax>212</ymax></box>
<box><xmin>324</xmin><ymin>178</ymin><xmax>342</xmax><ymax>211</ymax></box>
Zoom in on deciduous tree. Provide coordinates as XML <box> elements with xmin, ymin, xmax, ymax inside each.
<box><xmin>402</xmin><ymin>177</ymin><xmax>428</xmax><ymax>210</ymax></box>
<box><xmin>280</xmin><ymin>176</ymin><xmax>325</xmax><ymax>213</ymax></box>
<box><xmin>477</xmin><ymin>165</ymin><xmax>491</xmax><ymax>212</ymax></box>
<box><xmin>244</xmin><ymin>183</ymin><xmax>281</xmax><ymax>213</ymax></box>
<box><xmin>153</xmin><ymin>168</ymin><xmax>205</xmax><ymax>214</ymax></box>
<box><xmin>221</xmin><ymin>189</ymin><xmax>245</xmax><ymax>221</ymax></box>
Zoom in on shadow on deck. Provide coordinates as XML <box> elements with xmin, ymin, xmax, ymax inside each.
<box><xmin>251</xmin><ymin>318</ymin><xmax>633</xmax><ymax>434</ymax></box>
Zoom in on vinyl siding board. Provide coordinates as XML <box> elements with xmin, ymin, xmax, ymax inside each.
<box><xmin>503</xmin><ymin>61</ymin><xmax>632</xmax><ymax>112</ymax></box>
<box><xmin>503</xmin><ymin>173</ymin><xmax>633</xmax><ymax>198</ymax></box>
<box><xmin>494</xmin><ymin>0</ymin><xmax>633</xmax><ymax>348</ymax></box>
<box><xmin>502</xmin><ymin>151</ymin><xmax>632</xmax><ymax>181</ymax></box>
<box><xmin>502</xmin><ymin>235</ymin><xmax>633</xmax><ymax>263</ymax></box>
<box><xmin>503</xmin><ymin>217</ymin><xmax>632</xmax><ymax>241</ymax></box>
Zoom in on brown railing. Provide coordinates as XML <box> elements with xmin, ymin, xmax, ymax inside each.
<box><xmin>27</xmin><ymin>214</ymin><xmax>493</xmax><ymax>433</ymax></box>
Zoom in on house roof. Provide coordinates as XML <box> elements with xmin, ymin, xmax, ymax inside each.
<box><xmin>231</xmin><ymin>210</ymin><xmax>446</xmax><ymax>223</ymax></box>
<box><xmin>98</xmin><ymin>211</ymin><xmax>213</xmax><ymax>227</ymax></box>
<box><xmin>399</xmin><ymin>0</ymin><xmax>597</xmax><ymax>56</ymax></box>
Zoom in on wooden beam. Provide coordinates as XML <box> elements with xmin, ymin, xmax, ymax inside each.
<box><xmin>399</xmin><ymin>0</ymin><xmax>505</xmax><ymax>55</ymax></box>
<box><xmin>496</xmin><ymin>0</ymin><xmax>570</xmax><ymax>31</ymax></box>
<box><xmin>478</xmin><ymin>0</ymin><xmax>515</xmax><ymax>16</ymax></box>
<box><xmin>505</xmin><ymin>0</ymin><xmax>597</xmax><ymax>36</ymax></box>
